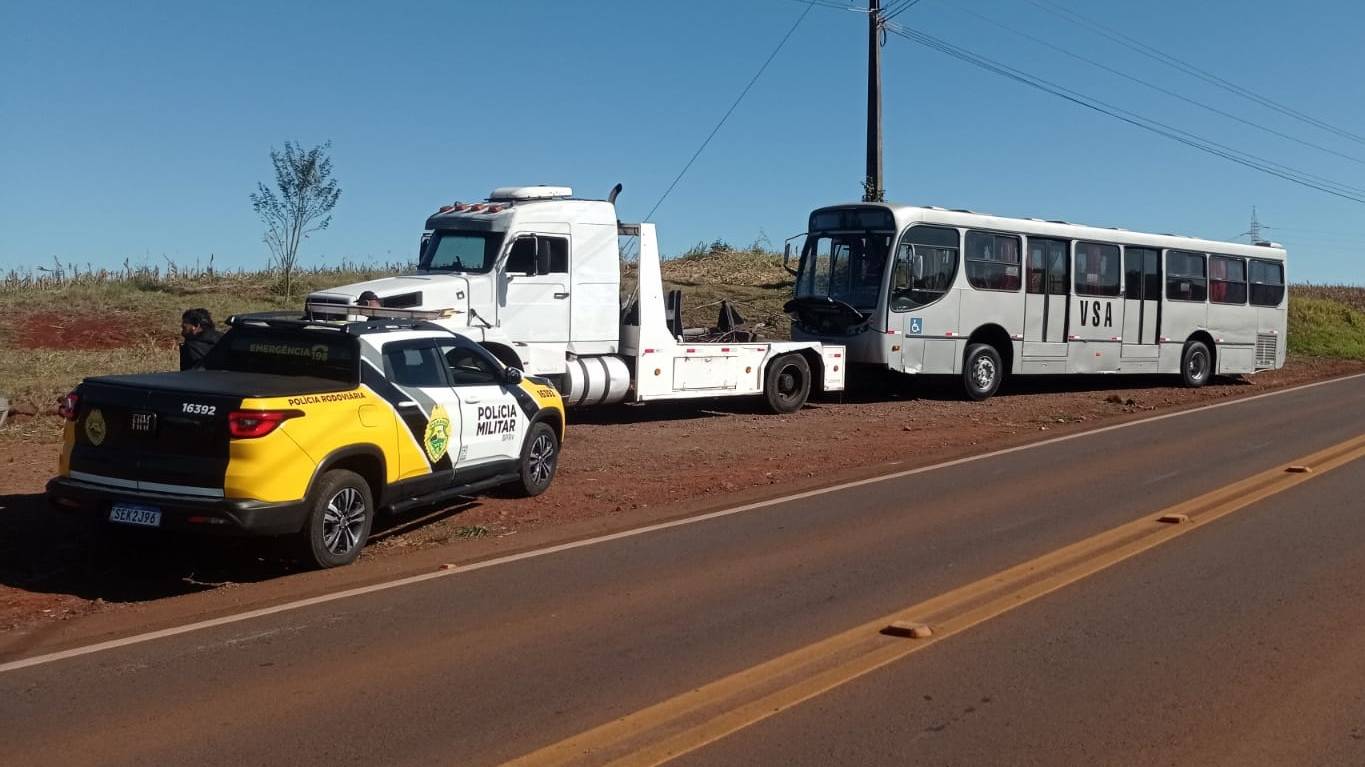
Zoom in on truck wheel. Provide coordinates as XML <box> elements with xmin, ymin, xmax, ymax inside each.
<box><xmin>962</xmin><ymin>343</ymin><xmax>1003</xmax><ymax>401</ymax></box>
<box><xmin>765</xmin><ymin>354</ymin><xmax>811</xmax><ymax>414</ymax></box>
<box><xmin>297</xmin><ymin>469</ymin><xmax>374</xmax><ymax>569</ymax></box>
<box><xmin>1181</xmin><ymin>340</ymin><xmax>1212</xmax><ymax>388</ymax></box>
<box><xmin>512</xmin><ymin>421</ymin><xmax>558</xmax><ymax>497</ymax></box>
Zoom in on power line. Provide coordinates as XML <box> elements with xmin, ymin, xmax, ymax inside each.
<box><xmin>1025</xmin><ymin>0</ymin><xmax>1365</xmax><ymax>147</ymax></box>
<box><xmin>883</xmin><ymin>0</ymin><xmax>926</xmax><ymax>23</ymax></box>
<box><xmin>1265</xmin><ymin>225</ymin><xmax>1365</xmax><ymax>238</ymax></box>
<box><xmin>884</xmin><ymin>20</ymin><xmax>1365</xmax><ymax>198</ymax></box>
<box><xmin>944</xmin><ymin>4</ymin><xmax>1365</xmax><ymax>168</ymax></box>
<box><xmin>774</xmin><ymin>0</ymin><xmax>868</xmax><ymax>14</ymax></box>
<box><xmin>882</xmin><ymin>21</ymin><xmax>1365</xmax><ymax>204</ymax></box>
<box><xmin>639</xmin><ymin>0</ymin><xmax>817</xmax><ymax>225</ymax></box>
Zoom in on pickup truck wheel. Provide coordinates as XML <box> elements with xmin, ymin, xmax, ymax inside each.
<box><xmin>512</xmin><ymin>421</ymin><xmax>558</xmax><ymax>497</ymax></box>
<box><xmin>297</xmin><ymin>469</ymin><xmax>373</xmax><ymax>569</ymax></box>
<box><xmin>765</xmin><ymin>354</ymin><xmax>811</xmax><ymax>414</ymax></box>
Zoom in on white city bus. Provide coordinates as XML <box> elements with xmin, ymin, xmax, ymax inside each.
<box><xmin>784</xmin><ymin>204</ymin><xmax>1288</xmax><ymax>400</ymax></box>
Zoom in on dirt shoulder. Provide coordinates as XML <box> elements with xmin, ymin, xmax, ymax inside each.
<box><xmin>2</xmin><ymin>356</ymin><xmax>1361</xmax><ymax>645</ymax></box>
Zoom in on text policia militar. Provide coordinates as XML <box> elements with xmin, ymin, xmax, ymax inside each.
<box><xmin>477</xmin><ymin>403</ymin><xmax>519</xmax><ymax>436</ymax></box>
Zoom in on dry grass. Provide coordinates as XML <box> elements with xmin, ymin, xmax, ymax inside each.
<box><xmin>624</xmin><ymin>242</ymin><xmax>795</xmax><ymax>336</ymax></box>
<box><xmin>2</xmin><ymin>257</ymin><xmax>409</xmax><ymax>295</ymax></box>
<box><xmin>1293</xmin><ymin>284</ymin><xmax>1365</xmax><ymax>314</ymax></box>
<box><xmin>3</xmin><ymin>254</ymin><xmax>1362</xmax><ymax>443</ymax></box>
<box><xmin>0</xmin><ymin>262</ymin><xmax>409</xmax><ymax>436</ymax></box>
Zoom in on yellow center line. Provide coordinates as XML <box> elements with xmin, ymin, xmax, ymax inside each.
<box><xmin>503</xmin><ymin>432</ymin><xmax>1365</xmax><ymax>767</ymax></box>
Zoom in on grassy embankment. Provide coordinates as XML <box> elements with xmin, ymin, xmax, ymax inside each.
<box><xmin>0</xmin><ymin>262</ymin><xmax>403</xmax><ymax>435</ymax></box>
<box><xmin>2</xmin><ymin>250</ymin><xmax>1363</xmax><ymax>438</ymax></box>
<box><xmin>1288</xmin><ymin>285</ymin><xmax>1365</xmax><ymax>361</ymax></box>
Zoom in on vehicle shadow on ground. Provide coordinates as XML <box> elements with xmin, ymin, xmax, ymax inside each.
<box><xmin>830</xmin><ymin>372</ymin><xmax>1251</xmax><ymax>405</ymax></box>
<box><xmin>569</xmin><ymin>398</ymin><xmax>777</xmax><ymax>425</ymax></box>
<box><xmin>566</xmin><ymin>373</ymin><xmax>1252</xmax><ymax>424</ymax></box>
<box><xmin>0</xmin><ymin>491</ymin><xmax>479</xmax><ymax>606</ymax></box>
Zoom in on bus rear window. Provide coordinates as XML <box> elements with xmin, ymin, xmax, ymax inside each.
<box><xmin>1249</xmin><ymin>259</ymin><xmax>1285</xmax><ymax>306</ymax></box>
<box><xmin>203</xmin><ymin>330</ymin><xmax>359</xmax><ymax>383</ymax></box>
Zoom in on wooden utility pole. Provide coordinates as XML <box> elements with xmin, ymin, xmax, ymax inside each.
<box><xmin>863</xmin><ymin>0</ymin><xmax>884</xmax><ymax>202</ymax></box>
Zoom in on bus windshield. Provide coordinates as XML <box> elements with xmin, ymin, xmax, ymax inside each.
<box><xmin>795</xmin><ymin>232</ymin><xmax>893</xmax><ymax>311</ymax></box>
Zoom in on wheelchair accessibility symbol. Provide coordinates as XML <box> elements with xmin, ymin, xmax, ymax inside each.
<box><xmin>909</xmin><ymin>317</ymin><xmax>923</xmax><ymax>335</ymax></box>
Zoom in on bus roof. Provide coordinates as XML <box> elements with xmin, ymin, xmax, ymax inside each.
<box><xmin>812</xmin><ymin>203</ymin><xmax>1287</xmax><ymax>261</ymax></box>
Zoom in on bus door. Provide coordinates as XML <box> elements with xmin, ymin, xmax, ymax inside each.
<box><xmin>1022</xmin><ymin>237</ymin><xmax>1069</xmax><ymax>356</ymax></box>
<box><xmin>1122</xmin><ymin>247</ymin><xmax>1161</xmax><ymax>359</ymax></box>
<box><xmin>1072</xmin><ymin>242</ymin><xmax>1123</xmax><ymax>373</ymax></box>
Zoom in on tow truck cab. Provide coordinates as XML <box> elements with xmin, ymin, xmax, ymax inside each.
<box><xmin>306</xmin><ymin>186</ymin><xmax>622</xmax><ymax>381</ymax></box>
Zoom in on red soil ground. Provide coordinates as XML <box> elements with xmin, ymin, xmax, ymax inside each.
<box><xmin>1</xmin><ymin>356</ymin><xmax>1361</xmax><ymax>635</ymax></box>
<box><xmin>12</xmin><ymin>310</ymin><xmax>167</xmax><ymax>350</ymax></box>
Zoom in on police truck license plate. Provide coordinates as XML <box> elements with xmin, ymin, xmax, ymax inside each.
<box><xmin>109</xmin><ymin>503</ymin><xmax>161</xmax><ymax>527</ymax></box>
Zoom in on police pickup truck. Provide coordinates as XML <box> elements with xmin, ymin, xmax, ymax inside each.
<box><xmin>47</xmin><ymin>313</ymin><xmax>565</xmax><ymax>568</ymax></box>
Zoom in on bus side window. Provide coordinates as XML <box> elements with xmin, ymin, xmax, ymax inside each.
<box><xmin>892</xmin><ymin>242</ymin><xmax>913</xmax><ymax>292</ymax></box>
<box><xmin>1210</xmin><ymin>255</ymin><xmax>1247</xmax><ymax>304</ymax></box>
<box><xmin>1074</xmin><ymin>242</ymin><xmax>1120</xmax><ymax>296</ymax></box>
<box><xmin>892</xmin><ymin>226</ymin><xmax>960</xmax><ymax>310</ymax></box>
<box><xmin>1167</xmin><ymin>251</ymin><xmax>1208</xmax><ymax>302</ymax></box>
<box><xmin>965</xmin><ymin>231</ymin><xmax>1021</xmax><ymax>291</ymax></box>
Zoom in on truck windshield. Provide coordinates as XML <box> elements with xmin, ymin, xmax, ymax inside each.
<box><xmin>421</xmin><ymin>230</ymin><xmax>506</xmax><ymax>273</ymax></box>
<box><xmin>202</xmin><ymin>330</ymin><xmax>359</xmax><ymax>384</ymax></box>
<box><xmin>795</xmin><ymin>232</ymin><xmax>893</xmax><ymax>311</ymax></box>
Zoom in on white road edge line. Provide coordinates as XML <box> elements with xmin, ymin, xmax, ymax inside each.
<box><xmin>4</xmin><ymin>371</ymin><xmax>1363</xmax><ymax>674</ymax></box>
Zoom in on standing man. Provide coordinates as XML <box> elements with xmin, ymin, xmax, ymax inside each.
<box><xmin>179</xmin><ymin>308</ymin><xmax>221</xmax><ymax>370</ymax></box>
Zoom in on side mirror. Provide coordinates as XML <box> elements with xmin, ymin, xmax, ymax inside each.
<box><xmin>504</xmin><ymin>367</ymin><xmax>524</xmax><ymax>385</ymax></box>
<box><xmin>782</xmin><ymin>233</ymin><xmax>806</xmax><ymax>277</ymax></box>
<box><xmin>783</xmin><ymin>243</ymin><xmax>798</xmax><ymax>277</ymax></box>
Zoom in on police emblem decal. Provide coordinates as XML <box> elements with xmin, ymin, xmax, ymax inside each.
<box><xmin>85</xmin><ymin>408</ymin><xmax>107</xmax><ymax>446</ymax></box>
<box><xmin>423</xmin><ymin>404</ymin><xmax>452</xmax><ymax>463</ymax></box>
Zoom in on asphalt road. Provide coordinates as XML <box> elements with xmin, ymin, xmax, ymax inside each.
<box><xmin>2</xmin><ymin>375</ymin><xmax>1363</xmax><ymax>767</ymax></box>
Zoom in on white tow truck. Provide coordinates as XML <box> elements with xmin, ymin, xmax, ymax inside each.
<box><xmin>306</xmin><ymin>185</ymin><xmax>844</xmax><ymax>413</ymax></box>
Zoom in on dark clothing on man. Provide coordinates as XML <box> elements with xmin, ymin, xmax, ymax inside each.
<box><xmin>180</xmin><ymin>328</ymin><xmax>222</xmax><ymax>370</ymax></box>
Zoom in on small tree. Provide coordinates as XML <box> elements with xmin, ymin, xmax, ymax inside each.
<box><xmin>250</xmin><ymin>140</ymin><xmax>341</xmax><ymax>299</ymax></box>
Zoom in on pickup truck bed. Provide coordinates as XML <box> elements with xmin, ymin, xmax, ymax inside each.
<box><xmin>86</xmin><ymin>371</ymin><xmax>353</xmax><ymax>398</ymax></box>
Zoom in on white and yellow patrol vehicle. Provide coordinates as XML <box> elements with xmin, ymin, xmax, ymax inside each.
<box><xmin>47</xmin><ymin>314</ymin><xmax>565</xmax><ymax>568</ymax></box>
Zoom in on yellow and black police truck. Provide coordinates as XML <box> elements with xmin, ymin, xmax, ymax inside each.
<box><xmin>48</xmin><ymin>313</ymin><xmax>565</xmax><ymax>568</ymax></box>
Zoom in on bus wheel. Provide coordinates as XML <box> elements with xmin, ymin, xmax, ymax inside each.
<box><xmin>963</xmin><ymin>343</ymin><xmax>1003</xmax><ymax>401</ymax></box>
<box><xmin>1181</xmin><ymin>340</ymin><xmax>1212</xmax><ymax>388</ymax></box>
<box><xmin>765</xmin><ymin>354</ymin><xmax>811</xmax><ymax>414</ymax></box>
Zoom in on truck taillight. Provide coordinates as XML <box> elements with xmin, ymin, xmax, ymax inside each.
<box><xmin>227</xmin><ymin>410</ymin><xmax>302</xmax><ymax>439</ymax></box>
<box><xmin>58</xmin><ymin>392</ymin><xmax>80</xmax><ymax>422</ymax></box>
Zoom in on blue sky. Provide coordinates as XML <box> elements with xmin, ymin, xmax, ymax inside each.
<box><xmin>2</xmin><ymin>0</ymin><xmax>1363</xmax><ymax>282</ymax></box>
